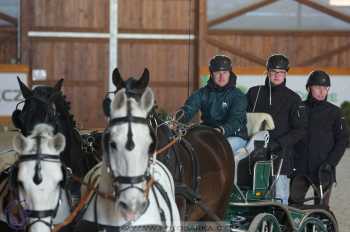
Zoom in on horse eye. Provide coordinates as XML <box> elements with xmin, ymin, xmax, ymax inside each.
<box><xmin>110</xmin><ymin>142</ymin><xmax>117</xmax><ymax>150</ymax></box>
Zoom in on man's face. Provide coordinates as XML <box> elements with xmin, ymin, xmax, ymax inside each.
<box><xmin>268</xmin><ymin>69</ymin><xmax>287</xmax><ymax>86</ymax></box>
<box><xmin>310</xmin><ymin>85</ymin><xmax>329</xmax><ymax>101</ymax></box>
<box><xmin>213</xmin><ymin>70</ymin><xmax>230</xmax><ymax>87</ymax></box>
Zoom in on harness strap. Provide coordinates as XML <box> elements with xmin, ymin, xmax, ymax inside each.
<box><xmin>180</xmin><ymin>138</ymin><xmax>200</xmax><ymax>194</ymax></box>
<box><xmin>153</xmin><ymin>181</ymin><xmax>174</xmax><ymax>230</ymax></box>
<box><xmin>151</xmin><ymin>185</ymin><xmax>166</xmax><ymax>228</ymax></box>
<box><xmin>52</xmin><ymin>176</ymin><xmax>98</xmax><ymax>232</ymax></box>
<box><xmin>116</xmin><ymin>175</ymin><xmax>146</xmax><ymax>184</ymax></box>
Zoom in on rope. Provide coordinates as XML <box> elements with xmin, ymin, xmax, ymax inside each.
<box><xmin>52</xmin><ymin>174</ymin><xmax>156</xmax><ymax>230</ymax></box>
<box><xmin>52</xmin><ymin>177</ymin><xmax>98</xmax><ymax>232</ymax></box>
<box><xmin>71</xmin><ymin>175</ymin><xmax>115</xmax><ymax>201</ymax></box>
<box><xmin>154</xmin><ymin>139</ymin><xmax>177</xmax><ymax>156</ymax></box>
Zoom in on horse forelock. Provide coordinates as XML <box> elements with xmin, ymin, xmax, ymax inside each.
<box><xmin>20</xmin><ymin>86</ymin><xmax>76</xmax><ymax>138</ymax></box>
<box><xmin>31</xmin><ymin>124</ymin><xmax>55</xmax><ymax>137</ymax></box>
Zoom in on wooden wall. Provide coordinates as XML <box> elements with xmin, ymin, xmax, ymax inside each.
<box><xmin>205</xmin><ymin>32</ymin><xmax>350</xmax><ymax>68</ymax></box>
<box><xmin>17</xmin><ymin>0</ymin><xmax>350</xmax><ymax>128</ymax></box>
<box><xmin>0</xmin><ymin>28</ymin><xmax>16</xmax><ymax>64</ymax></box>
<box><xmin>21</xmin><ymin>0</ymin><xmax>109</xmax><ymax>129</ymax></box>
<box><xmin>117</xmin><ymin>0</ymin><xmax>196</xmax><ymax>113</ymax></box>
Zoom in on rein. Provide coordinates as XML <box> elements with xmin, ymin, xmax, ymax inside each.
<box><xmin>52</xmin><ymin>174</ymin><xmax>156</xmax><ymax>232</ymax></box>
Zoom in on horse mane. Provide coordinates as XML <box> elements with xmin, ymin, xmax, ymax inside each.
<box><xmin>32</xmin><ymin>86</ymin><xmax>77</xmax><ymax>129</ymax></box>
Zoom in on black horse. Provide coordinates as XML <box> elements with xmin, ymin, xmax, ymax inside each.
<box><xmin>108</xmin><ymin>68</ymin><xmax>235</xmax><ymax>221</ymax></box>
<box><xmin>11</xmin><ymin>78</ymin><xmax>100</xmax><ymax>183</ymax></box>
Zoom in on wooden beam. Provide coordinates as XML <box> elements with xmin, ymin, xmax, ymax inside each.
<box><xmin>200</xmin><ymin>66</ymin><xmax>350</xmax><ymax>75</ymax></box>
<box><xmin>118</xmin><ymin>28</ymin><xmax>191</xmax><ymax>35</ymax></box>
<box><xmin>206</xmin><ymin>37</ymin><xmax>266</xmax><ymax>66</ymax></box>
<box><xmin>0</xmin><ymin>33</ymin><xmax>16</xmax><ymax>45</ymax></box>
<box><xmin>194</xmin><ymin>0</ymin><xmax>207</xmax><ymax>91</ymax></box>
<box><xmin>207</xmin><ymin>0</ymin><xmax>277</xmax><ymax>28</ymax></box>
<box><xmin>21</xmin><ymin>0</ymin><xmax>33</xmax><ymax>65</ymax></box>
<box><xmin>295</xmin><ymin>0</ymin><xmax>350</xmax><ymax>24</ymax></box>
<box><xmin>0</xmin><ymin>11</ymin><xmax>17</xmax><ymax>26</ymax></box>
<box><xmin>32</xmin><ymin>80</ymin><xmax>104</xmax><ymax>87</ymax></box>
<box><xmin>0</xmin><ymin>26</ymin><xmax>16</xmax><ymax>32</ymax></box>
<box><xmin>208</xmin><ymin>29</ymin><xmax>350</xmax><ymax>37</ymax></box>
<box><xmin>297</xmin><ymin>42</ymin><xmax>350</xmax><ymax>66</ymax></box>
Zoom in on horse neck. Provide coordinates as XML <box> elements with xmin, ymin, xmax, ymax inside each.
<box><xmin>56</xmin><ymin>117</ymin><xmax>74</xmax><ymax>167</ymax></box>
<box><xmin>53</xmin><ymin>188</ymin><xmax>71</xmax><ymax>224</ymax></box>
<box><xmin>52</xmin><ymin>99</ymin><xmax>82</xmax><ymax>175</ymax></box>
<box><xmin>97</xmin><ymin>162</ymin><xmax>115</xmax><ymax>193</ymax></box>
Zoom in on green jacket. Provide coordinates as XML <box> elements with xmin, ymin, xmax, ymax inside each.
<box><xmin>181</xmin><ymin>78</ymin><xmax>248</xmax><ymax>138</ymax></box>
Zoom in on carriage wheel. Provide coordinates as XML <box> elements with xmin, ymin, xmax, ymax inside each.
<box><xmin>301</xmin><ymin>212</ymin><xmax>338</xmax><ymax>232</ymax></box>
<box><xmin>248</xmin><ymin>213</ymin><xmax>281</xmax><ymax>232</ymax></box>
<box><xmin>299</xmin><ymin>217</ymin><xmax>327</xmax><ymax>232</ymax></box>
<box><xmin>176</xmin><ymin>196</ymin><xmax>189</xmax><ymax>221</ymax></box>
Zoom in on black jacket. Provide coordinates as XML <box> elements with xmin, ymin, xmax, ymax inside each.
<box><xmin>246</xmin><ymin>78</ymin><xmax>307</xmax><ymax>175</ymax></box>
<box><xmin>294</xmin><ymin>96</ymin><xmax>349</xmax><ymax>184</ymax></box>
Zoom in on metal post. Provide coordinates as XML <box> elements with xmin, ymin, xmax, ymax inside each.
<box><xmin>109</xmin><ymin>0</ymin><xmax>118</xmax><ymax>92</ymax></box>
<box><xmin>17</xmin><ymin>0</ymin><xmax>21</xmax><ymax>63</ymax></box>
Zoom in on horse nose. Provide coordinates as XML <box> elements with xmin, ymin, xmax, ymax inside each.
<box><xmin>118</xmin><ymin>200</ymin><xmax>148</xmax><ymax>221</ymax></box>
<box><xmin>119</xmin><ymin>201</ymin><xmax>129</xmax><ymax>211</ymax></box>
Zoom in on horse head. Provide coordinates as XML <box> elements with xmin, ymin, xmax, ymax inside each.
<box><xmin>10</xmin><ymin>124</ymin><xmax>69</xmax><ymax>232</ymax></box>
<box><xmin>103</xmin><ymin>68</ymin><xmax>150</xmax><ymax>117</ymax></box>
<box><xmin>12</xmin><ymin>78</ymin><xmax>66</xmax><ymax>136</ymax></box>
<box><xmin>102</xmin><ymin>87</ymin><xmax>155</xmax><ymax>221</ymax></box>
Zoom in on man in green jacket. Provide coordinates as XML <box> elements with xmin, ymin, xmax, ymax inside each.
<box><xmin>180</xmin><ymin>55</ymin><xmax>248</xmax><ymax>153</ymax></box>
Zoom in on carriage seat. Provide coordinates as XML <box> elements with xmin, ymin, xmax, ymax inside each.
<box><xmin>234</xmin><ymin>113</ymin><xmax>275</xmax><ymax>186</ymax></box>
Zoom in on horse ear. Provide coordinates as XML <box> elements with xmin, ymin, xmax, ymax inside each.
<box><xmin>52</xmin><ymin>133</ymin><xmax>66</xmax><ymax>153</ymax></box>
<box><xmin>111</xmin><ymin>89</ymin><xmax>127</xmax><ymax>113</ymax></box>
<box><xmin>137</xmin><ymin>68</ymin><xmax>150</xmax><ymax>89</ymax></box>
<box><xmin>54</xmin><ymin>78</ymin><xmax>64</xmax><ymax>91</ymax></box>
<box><xmin>48</xmin><ymin>91</ymin><xmax>60</xmax><ymax>103</ymax></box>
<box><xmin>13</xmin><ymin>134</ymin><xmax>27</xmax><ymax>153</ymax></box>
<box><xmin>140</xmin><ymin>87</ymin><xmax>154</xmax><ymax>113</ymax></box>
<box><xmin>112</xmin><ymin>68</ymin><xmax>125</xmax><ymax>90</ymax></box>
<box><xmin>17</xmin><ymin>76</ymin><xmax>32</xmax><ymax>99</ymax></box>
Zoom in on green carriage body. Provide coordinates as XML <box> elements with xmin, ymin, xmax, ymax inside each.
<box><xmin>224</xmin><ymin>160</ymin><xmax>338</xmax><ymax>232</ymax></box>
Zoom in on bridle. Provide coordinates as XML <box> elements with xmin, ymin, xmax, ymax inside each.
<box><xmin>8</xmin><ymin>135</ymin><xmax>68</xmax><ymax>231</ymax></box>
<box><xmin>102</xmin><ymin>99</ymin><xmax>156</xmax><ymax>199</ymax></box>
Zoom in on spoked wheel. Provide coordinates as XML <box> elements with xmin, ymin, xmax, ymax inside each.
<box><xmin>300</xmin><ymin>212</ymin><xmax>338</xmax><ymax>232</ymax></box>
<box><xmin>176</xmin><ymin>195</ymin><xmax>189</xmax><ymax>221</ymax></box>
<box><xmin>299</xmin><ymin>217</ymin><xmax>327</xmax><ymax>232</ymax></box>
<box><xmin>248</xmin><ymin>213</ymin><xmax>281</xmax><ymax>232</ymax></box>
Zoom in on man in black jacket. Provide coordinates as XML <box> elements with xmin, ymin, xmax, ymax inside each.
<box><xmin>246</xmin><ymin>54</ymin><xmax>307</xmax><ymax>204</ymax></box>
<box><xmin>290</xmin><ymin>70</ymin><xmax>349</xmax><ymax>207</ymax></box>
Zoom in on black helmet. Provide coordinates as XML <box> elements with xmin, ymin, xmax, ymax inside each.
<box><xmin>209</xmin><ymin>55</ymin><xmax>232</xmax><ymax>72</ymax></box>
<box><xmin>306</xmin><ymin>70</ymin><xmax>330</xmax><ymax>89</ymax></box>
<box><xmin>266</xmin><ymin>54</ymin><xmax>289</xmax><ymax>71</ymax></box>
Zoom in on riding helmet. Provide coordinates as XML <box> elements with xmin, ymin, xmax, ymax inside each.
<box><xmin>209</xmin><ymin>55</ymin><xmax>232</xmax><ymax>72</ymax></box>
<box><xmin>266</xmin><ymin>54</ymin><xmax>289</xmax><ymax>71</ymax></box>
<box><xmin>306</xmin><ymin>70</ymin><xmax>331</xmax><ymax>89</ymax></box>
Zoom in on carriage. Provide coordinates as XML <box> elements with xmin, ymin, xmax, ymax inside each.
<box><xmin>224</xmin><ymin>113</ymin><xmax>338</xmax><ymax>232</ymax></box>
<box><xmin>0</xmin><ymin>70</ymin><xmax>339</xmax><ymax>232</ymax></box>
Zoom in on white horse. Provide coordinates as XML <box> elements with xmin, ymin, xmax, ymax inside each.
<box><xmin>77</xmin><ymin>88</ymin><xmax>180</xmax><ymax>232</ymax></box>
<box><xmin>0</xmin><ymin>124</ymin><xmax>72</xmax><ymax>232</ymax></box>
